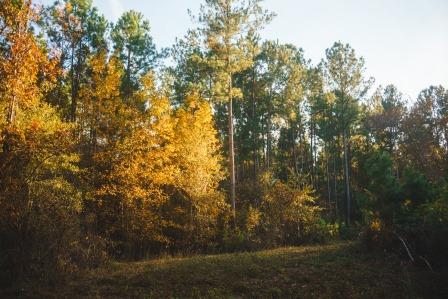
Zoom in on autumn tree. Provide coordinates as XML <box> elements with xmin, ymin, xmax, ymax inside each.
<box><xmin>0</xmin><ymin>0</ymin><xmax>80</xmax><ymax>280</ymax></box>
<box><xmin>254</xmin><ymin>172</ymin><xmax>321</xmax><ymax>246</ymax></box>
<box><xmin>78</xmin><ymin>52</ymin><xmax>123</xmax><ymax>151</ymax></box>
<box><xmin>401</xmin><ymin>86</ymin><xmax>448</xmax><ymax>180</ymax></box>
<box><xmin>94</xmin><ymin>83</ymin><xmax>227</xmax><ymax>256</ymax></box>
<box><xmin>167</xmin><ymin>93</ymin><xmax>228</xmax><ymax>250</ymax></box>
<box><xmin>76</xmin><ymin>51</ymin><xmax>125</xmax><ymax>241</ymax></box>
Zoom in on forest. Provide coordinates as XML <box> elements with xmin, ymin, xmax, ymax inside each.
<box><xmin>0</xmin><ymin>0</ymin><xmax>447</xmax><ymax>297</ymax></box>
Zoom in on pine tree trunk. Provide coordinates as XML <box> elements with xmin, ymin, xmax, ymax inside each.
<box><xmin>326</xmin><ymin>150</ymin><xmax>331</xmax><ymax>209</ymax></box>
<box><xmin>343</xmin><ymin>129</ymin><xmax>351</xmax><ymax>225</ymax></box>
<box><xmin>70</xmin><ymin>42</ymin><xmax>76</xmax><ymax>121</ymax></box>
<box><xmin>126</xmin><ymin>47</ymin><xmax>132</xmax><ymax>100</ymax></box>
<box><xmin>266</xmin><ymin>102</ymin><xmax>272</xmax><ymax>170</ymax></box>
<box><xmin>291</xmin><ymin>122</ymin><xmax>297</xmax><ymax>174</ymax></box>
<box><xmin>310</xmin><ymin>119</ymin><xmax>314</xmax><ymax>184</ymax></box>
<box><xmin>228</xmin><ymin>80</ymin><xmax>236</xmax><ymax>227</ymax></box>
<box><xmin>314</xmin><ymin>134</ymin><xmax>317</xmax><ymax>185</ymax></box>
<box><xmin>251</xmin><ymin>69</ymin><xmax>258</xmax><ymax>178</ymax></box>
<box><xmin>333</xmin><ymin>153</ymin><xmax>338</xmax><ymax>216</ymax></box>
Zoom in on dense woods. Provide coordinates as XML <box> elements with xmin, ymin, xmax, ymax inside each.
<box><xmin>0</xmin><ymin>0</ymin><xmax>447</xmax><ymax>289</ymax></box>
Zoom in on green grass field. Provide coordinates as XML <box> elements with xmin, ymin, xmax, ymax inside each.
<box><xmin>13</xmin><ymin>242</ymin><xmax>448</xmax><ymax>298</ymax></box>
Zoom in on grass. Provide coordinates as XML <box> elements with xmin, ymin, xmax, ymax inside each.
<box><xmin>9</xmin><ymin>241</ymin><xmax>448</xmax><ymax>298</ymax></box>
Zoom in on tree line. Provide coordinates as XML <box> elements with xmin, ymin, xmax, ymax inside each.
<box><xmin>0</xmin><ymin>0</ymin><xmax>447</xmax><ymax>284</ymax></box>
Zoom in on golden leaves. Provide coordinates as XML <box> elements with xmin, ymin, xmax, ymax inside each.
<box><xmin>0</xmin><ymin>0</ymin><xmax>52</xmax><ymax>125</ymax></box>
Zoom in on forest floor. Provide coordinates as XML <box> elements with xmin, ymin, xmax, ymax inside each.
<box><xmin>13</xmin><ymin>241</ymin><xmax>448</xmax><ymax>298</ymax></box>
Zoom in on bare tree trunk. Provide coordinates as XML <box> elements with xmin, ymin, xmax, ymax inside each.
<box><xmin>251</xmin><ymin>69</ymin><xmax>258</xmax><ymax>178</ymax></box>
<box><xmin>70</xmin><ymin>42</ymin><xmax>76</xmax><ymax>121</ymax></box>
<box><xmin>326</xmin><ymin>150</ymin><xmax>331</xmax><ymax>209</ymax></box>
<box><xmin>310</xmin><ymin>118</ymin><xmax>314</xmax><ymax>185</ymax></box>
<box><xmin>126</xmin><ymin>47</ymin><xmax>132</xmax><ymax>100</ymax></box>
<box><xmin>266</xmin><ymin>102</ymin><xmax>272</xmax><ymax>170</ymax></box>
<box><xmin>299</xmin><ymin>128</ymin><xmax>304</xmax><ymax>174</ymax></box>
<box><xmin>333</xmin><ymin>153</ymin><xmax>338</xmax><ymax>216</ymax></box>
<box><xmin>343</xmin><ymin>129</ymin><xmax>351</xmax><ymax>225</ymax></box>
<box><xmin>228</xmin><ymin>79</ymin><xmax>236</xmax><ymax>227</ymax></box>
<box><xmin>291</xmin><ymin>122</ymin><xmax>297</xmax><ymax>174</ymax></box>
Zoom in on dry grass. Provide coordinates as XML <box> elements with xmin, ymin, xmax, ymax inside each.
<box><xmin>5</xmin><ymin>241</ymin><xmax>448</xmax><ymax>298</ymax></box>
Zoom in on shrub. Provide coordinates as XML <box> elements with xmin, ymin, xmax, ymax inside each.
<box><xmin>256</xmin><ymin>173</ymin><xmax>322</xmax><ymax>246</ymax></box>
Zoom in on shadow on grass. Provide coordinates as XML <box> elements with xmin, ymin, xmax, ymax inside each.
<box><xmin>10</xmin><ymin>242</ymin><xmax>448</xmax><ymax>298</ymax></box>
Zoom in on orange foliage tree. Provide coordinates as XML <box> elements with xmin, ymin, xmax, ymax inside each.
<box><xmin>0</xmin><ymin>0</ymin><xmax>81</xmax><ymax>281</ymax></box>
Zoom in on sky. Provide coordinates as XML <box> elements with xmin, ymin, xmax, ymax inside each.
<box><xmin>37</xmin><ymin>0</ymin><xmax>448</xmax><ymax>100</ymax></box>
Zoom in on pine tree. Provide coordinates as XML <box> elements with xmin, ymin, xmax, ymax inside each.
<box><xmin>323</xmin><ymin>42</ymin><xmax>371</xmax><ymax>225</ymax></box>
<box><xmin>111</xmin><ymin>10</ymin><xmax>158</xmax><ymax>100</ymax></box>
<box><xmin>42</xmin><ymin>0</ymin><xmax>108</xmax><ymax>121</ymax></box>
<box><xmin>195</xmin><ymin>0</ymin><xmax>273</xmax><ymax>224</ymax></box>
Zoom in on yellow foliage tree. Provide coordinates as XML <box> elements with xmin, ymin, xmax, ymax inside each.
<box><xmin>77</xmin><ymin>51</ymin><xmax>125</xmax><ymax>163</ymax></box>
<box><xmin>94</xmin><ymin>82</ymin><xmax>228</xmax><ymax>255</ymax></box>
<box><xmin>257</xmin><ymin>172</ymin><xmax>321</xmax><ymax>246</ymax></box>
<box><xmin>0</xmin><ymin>0</ymin><xmax>80</xmax><ymax>281</ymax></box>
<box><xmin>95</xmin><ymin>73</ymin><xmax>178</xmax><ymax>256</ymax></box>
<box><xmin>168</xmin><ymin>93</ymin><xmax>228</xmax><ymax>250</ymax></box>
<box><xmin>0</xmin><ymin>0</ymin><xmax>57</xmax><ymax>125</ymax></box>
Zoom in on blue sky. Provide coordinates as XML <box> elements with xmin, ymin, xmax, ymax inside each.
<box><xmin>37</xmin><ymin>0</ymin><xmax>448</xmax><ymax>100</ymax></box>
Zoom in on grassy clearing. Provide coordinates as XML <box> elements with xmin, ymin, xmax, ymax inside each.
<box><xmin>9</xmin><ymin>241</ymin><xmax>448</xmax><ymax>298</ymax></box>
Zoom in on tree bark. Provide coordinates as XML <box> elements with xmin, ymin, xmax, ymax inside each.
<box><xmin>326</xmin><ymin>150</ymin><xmax>331</xmax><ymax>209</ymax></box>
<box><xmin>333</xmin><ymin>153</ymin><xmax>338</xmax><ymax>216</ymax></box>
<box><xmin>251</xmin><ymin>68</ymin><xmax>258</xmax><ymax>178</ymax></box>
<box><xmin>266</xmin><ymin>99</ymin><xmax>272</xmax><ymax>171</ymax></box>
<box><xmin>126</xmin><ymin>47</ymin><xmax>132</xmax><ymax>100</ymax></box>
<box><xmin>310</xmin><ymin>118</ymin><xmax>314</xmax><ymax>183</ymax></box>
<box><xmin>228</xmin><ymin>78</ymin><xmax>236</xmax><ymax>227</ymax></box>
<box><xmin>291</xmin><ymin>122</ymin><xmax>297</xmax><ymax>174</ymax></box>
<box><xmin>343</xmin><ymin>129</ymin><xmax>351</xmax><ymax>225</ymax></box>
<box><xmin>70</xmin><ymin>42</ymin><xmax>76</xmax><ymax>121</ymax></box>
